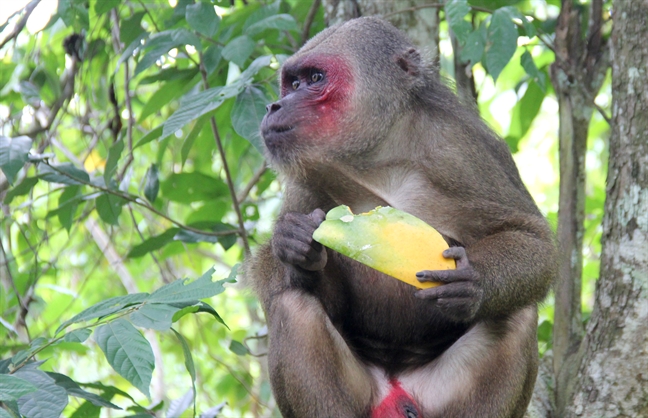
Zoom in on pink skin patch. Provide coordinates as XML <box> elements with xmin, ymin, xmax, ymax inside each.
<box><xmin>281</xmin><ymin>55</ymin><xmax>354</xmax><ymax>142</ymax></box>
<box><xmin>371</xmin><ymin>379</ymin><xmax>421</xmax><ymax>418</ymax></box>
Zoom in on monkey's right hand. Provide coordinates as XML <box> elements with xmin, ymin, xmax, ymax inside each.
<box><xmin>272</xmin><ymin>209</ymin><xmax>328</xmax><ymax>274</ymax></box>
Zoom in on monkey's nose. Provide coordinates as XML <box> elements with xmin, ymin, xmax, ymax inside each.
<box><xmin>266</xmin><ymin>102</ymin><xmax>281</xmax><ymax>114</ymax></box>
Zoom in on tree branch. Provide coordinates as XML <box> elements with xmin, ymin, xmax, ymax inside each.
<box><xmin>0</xmin><ymin>0</ymin><xmax>40</xmax><ymax>50</ymax></box>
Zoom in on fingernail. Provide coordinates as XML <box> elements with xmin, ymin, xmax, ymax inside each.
<box><xmin>416</xmin><ymin>272</ymin><xmax>423</xmax><ymax>278</ymax></box>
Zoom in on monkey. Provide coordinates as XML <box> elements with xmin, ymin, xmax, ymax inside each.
<box><xmin>246</xmin><ymin>17</ymin><xmax>555</xmax><ymax>418</ymax></box>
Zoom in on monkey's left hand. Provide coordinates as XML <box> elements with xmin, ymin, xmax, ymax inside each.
<box><xmin>414</xmin><ymin>247</ymin><xmax>483</xmax><ymax>322</ymax></box>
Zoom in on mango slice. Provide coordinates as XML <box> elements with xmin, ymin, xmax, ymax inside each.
<box><xmin>312</xmin><ymin>206</ymin><xmax>455</xmax><ymax>289</ymax></box>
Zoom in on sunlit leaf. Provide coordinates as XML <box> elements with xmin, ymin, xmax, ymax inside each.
<box><xmin>160</xmin><ymin>172</ymin><xmax>229</xmax><ymax>203</ymax></box>
<box><xmin>93</xmin><ymin>0</ymin><xmax>120</xmax><ymax>15</ymax></box>
<box><xmin>58</xmin><ymin>186</ymin><xmax>81</xmax><ymax>232</ymax></box>
<box><xmin>166</xmin><ymin>389</ymin><xmax>194</xmax><ymax>418</ymax></box>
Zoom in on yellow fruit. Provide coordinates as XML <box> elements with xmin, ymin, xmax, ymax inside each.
<box><xmin>312</xmin><ymin>206</ymin><xmax>455</xmax><ymax>289</ymax></box>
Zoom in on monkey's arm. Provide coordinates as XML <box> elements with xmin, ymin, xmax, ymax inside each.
<box><xmin>416</xmin><ymin>216</ymin><xmax>555</xmax><ymax>322</ymax></box>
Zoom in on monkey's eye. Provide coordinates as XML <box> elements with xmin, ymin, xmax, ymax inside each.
<box><xmin>291</xmin><ymin>79</ymin><xmax>300</xmax><ymax>90</ymax></box>
<box><xmin>310</xmin><ymin>71</ymin><xmax>324</xmax><ymax>83</ymax></box>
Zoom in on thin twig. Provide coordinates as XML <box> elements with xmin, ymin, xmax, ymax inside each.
<box><xmin>237</xmin><ymin>163</ymin><xmax>267</xmax><ymax>204</ymax></box>
<box><xmin>0</xmin><ymin>0</ymin><xmax>41</xmax><ymax>50</ymax></box>
<box><xmin>594</xmin><ymin>102</ymin><xmax>611</xmax><ymax>125</ymax></box>
<box><xmin>41</xmin><ymin>161</ymin><xmax>238</xmax><ymax>237</ymax></box>
<box><xmin>301</xmin><ymin>0</ymin><xmax>321</xmax><ymax>45</ymax></box>
<box><xmin>198</xmin><ymin>54</ymin><xmax>251</xmax><ymax>254</ymax></box>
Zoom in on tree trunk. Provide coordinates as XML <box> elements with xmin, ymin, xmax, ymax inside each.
<box><xmin>566</xmin><ymin>1</ymin><xmax>648</xmax><ymax>416</ymax></box>
<box><xmin>549</xmin><ymin>1</ymin><xmax>607</xmax><ymax>413</ymax></box>
<box><xmin>322</xmin><ymin>0</ymin><xmax>439</xmax><ymax>64</ymax></box>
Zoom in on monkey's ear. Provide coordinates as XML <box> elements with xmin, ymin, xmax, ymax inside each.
<box><xmin>395</xmin><ymin>47</ymin><xmax>421</xmax><ymax>77</ymax></box>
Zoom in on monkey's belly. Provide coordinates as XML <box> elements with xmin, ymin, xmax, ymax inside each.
<box><xmin>347</xmin><ymin>325</ymin><xmax>469</xmax><ymax>374</ymax></box>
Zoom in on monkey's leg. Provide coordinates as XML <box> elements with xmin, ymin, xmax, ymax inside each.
<box><xmin>399</xmin><ymin>306</ymin><xmax>539</xmax><ymax>418</ymax></box>
<box><xmin>266</xmin><ymin>289</ymin><xmax>373</xmax><ymax>418</ymax></box>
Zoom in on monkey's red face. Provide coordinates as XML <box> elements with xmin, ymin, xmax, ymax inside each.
<box><xmin>261</xmin><ymin>54</ymin><xmax>354</xmax><ymax>163</ymax></box>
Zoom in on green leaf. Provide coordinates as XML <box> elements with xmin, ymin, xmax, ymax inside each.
<box><xmin>46</xmin><ymin>372</ymin><xmax>120</xmax><ymax>409</ymax></box>
<box><xmin>245</xmin><ymin>14</ymin><xmax>298</xmax><ymax>36</ymax></box>
<box><xmin>96</xmin><ymin>193</ymin><xmax>125</xmax><ymax>226</ymax></box>
<box><xmin>139</xmin><ymin>80</ymin><xmax>190</xmax><ymax>123</ymax></box>
<box><xmin>160</xmin><ymin>85</ymin><xmax>240</xmax><ymax>141</ymax></box>
<box><xmin>104</xmin><ymin>139</ymin><xmax>124</xmax><ymax>183</ymax></box>
<box><xmin>445</xmin><ymin>0</ymin><xmax>472</xmax><ymax>43</ymax></box>
<box><xmin>520</xmin><ymin>50</ymin><xmax>546</xmax><ymax>92</ymax></box>
<box><xmin>485</xmin><ymin>8</ymin><xmax>518</xmax><ymax>82</ymax></box>
<box><xmin>229</xmin><ymin>340</ymin><xmax>249</xmax><ymax>356</ymax></box>
<box><xmin>505</xmin><ymin>80</ymin><xmax>545</xmax><ymax>152</ymax></box>
<box><xmin>94</xmin><ymin>319</ymin><xmax>154</xmax><ymax>398</ymax></box>
<box><xmin>3</xmin><ymin>177</ymin><xmax>38</xmax><ymax>204</ymax></box>
<box><xmin>120</xmin><ymin>11</ymin><xmax>146</xmax><ymax>46</ymax></box>
<box><xmin>13</xmin><ymin>369</ymin><xmax>68</xmax><ymax>418</ymax></box>
<box><xmin>0</xmin><ymin>408</ymin><xmax>13</xmax><ymax>418</ymax></box>
<box><xmin>127</xmin><ymin>228</ymin><xmax>179</xmax><ymax>259</ymax></box>
<box><xmin>171</xmin><ymin>329</ymin><xmax>196</xmax><ymax>382</ymax></box>
<box><xmin>203</xmin><ymin>45</ymin><xmax>222</xmax><ymax>75</ymax></box>
<box><xmin>231</xmin><ymin>86</ymin><xmax>267</xmax><ymax>153</ymax></box>
<box><xmin>56</xmin><ymin>293</ymin><xmax>148</xmax><ymax>335</ymax></box>
<box><xmin>38</xmin><ymin>162</ymin><xmax>90</xmax><ymax>186</ymax></box>
<box><xmin>135</xmin><ymin>29</ymin><xmax>202</xmax><ymax>76</ymax></box>
<box><xmin>130</xmin><ymin>303</ymin><xmax>180</xmax><ymax>331</ymax></box>
<box><xmin>58</xmin><ymin>0</ymin><xmax>89</xmax><ymax>30</ymax></box>
<box><xmin>0</xmin><ymin>375</ymin><xmax>37</xmax><ymax>402</ymax></box>
<box><xmin>170</xmin><ymin>300</ymin><xmax>226</xmax><ymax>326</ymax></box>
<box><xmin>134</xmin><ymin>126</ymin><xmax>163</xmax><ymax>149</ymax></box>
<box><xmin>460</xmin><ymin>25</ymin><xmax>486</xmax><ymax>67</ymax></box>
<box><xmin>63</xmin><ymin>329</ymin><xmax>92</xmax><ymax>343</ymax></box>
<box><xmin>143</xmin><ymin>164</ymin><xmax>159</xmax><ymax>203</ymax></box>
<box><xmin>58</xmin><ymin>186</ymin><xmax>81</xmax><ymax>232</ymax></box>
<box><xmin>160</xmin><ymin>172</ymin><xmax>229</xmax><ymax>203</ymax></box>
<box><xmin>147</xmin><ymin>267</ymin><xmax>227</xmax><ymax>303</ymax></box>
<box><xmin>0</xmin><ymin>136</ymin><xmax>32</xmax><ymax>185</ymax></box>
<box><xmin>186</xmin><ymin>2</ymin><xmax>220</xmax><ymax>37</ymax></box>
<box><xmin>181</xmin><ymin>116</ymin><xmax>208</xmax><ymax>166</ymax></box>
<box><xmin>93</xmin><ymin>0</ymin><xmax>120</xmax><ymax>14</ymax></box>
<box><xmin>222</xmin><ymin>35</ymin><xmax>256</xmax><ymax>67</ymax></box>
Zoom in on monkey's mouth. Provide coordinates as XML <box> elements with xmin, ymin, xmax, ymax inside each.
<box><xmin>264</xmin><ymin>125</ymin><xmax>294</xmax><ymax>135</ymax></box>
<box><xmin>262</xmin><ymin>125</ymin><xmax>295</xmax><ymax>150</ymax></box>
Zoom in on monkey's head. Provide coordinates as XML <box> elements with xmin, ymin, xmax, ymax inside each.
<box><xmin>261</xmin><ymin>17</ymin><xmax>429</xmax><ymax>174</ymax></box>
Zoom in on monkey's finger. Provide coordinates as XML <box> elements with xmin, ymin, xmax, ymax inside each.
<box><xmin>309</xmin><ymin>208</ymin><xmax>326</xmax><ymax>225</ymax></box>
<box><xmin>415</xmin><ymin>268</ymin><xmax>474</xmax><ymax>283</ymax></box>
<box><xmin>442</xmin><ymin>247</ymin><xmax>470</xmax><ymax>269</ymax></box>
<box><xmin>414</xmin><ymin>281</ymin><xmax>480</xmax><ymax>301</ymax></box>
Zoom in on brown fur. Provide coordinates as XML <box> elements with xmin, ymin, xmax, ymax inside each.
<box><xmin>246</xmin><ymin>17</ymin><xmax>555</xmax><ymax>418</ymax></box>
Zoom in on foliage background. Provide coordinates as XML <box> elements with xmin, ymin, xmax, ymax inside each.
<box><xmin>0</xmin><ymin>0</ymin><xmax>610</xmax><ymax>417</ymax></box>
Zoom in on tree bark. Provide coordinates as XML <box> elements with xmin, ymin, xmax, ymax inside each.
<box><xmin>322</xmin><ymin>0</ymin><xmax>439</xmax><ymax>65</ymax></box>
<box><xmin>549</xmin><ymin>1</ymin><xmax>607</xmax><ymax>413</ymax></box>
<box><xmin>566</xmin><ymin>1</ymin><xmax>648</xmax><ymax>416</ymax></box>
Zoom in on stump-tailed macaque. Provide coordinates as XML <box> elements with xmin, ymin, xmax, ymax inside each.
<box><xmin>247</xmin><ymin>17</ymin><xmax>555</xmax><ymax>418</ymax></box>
